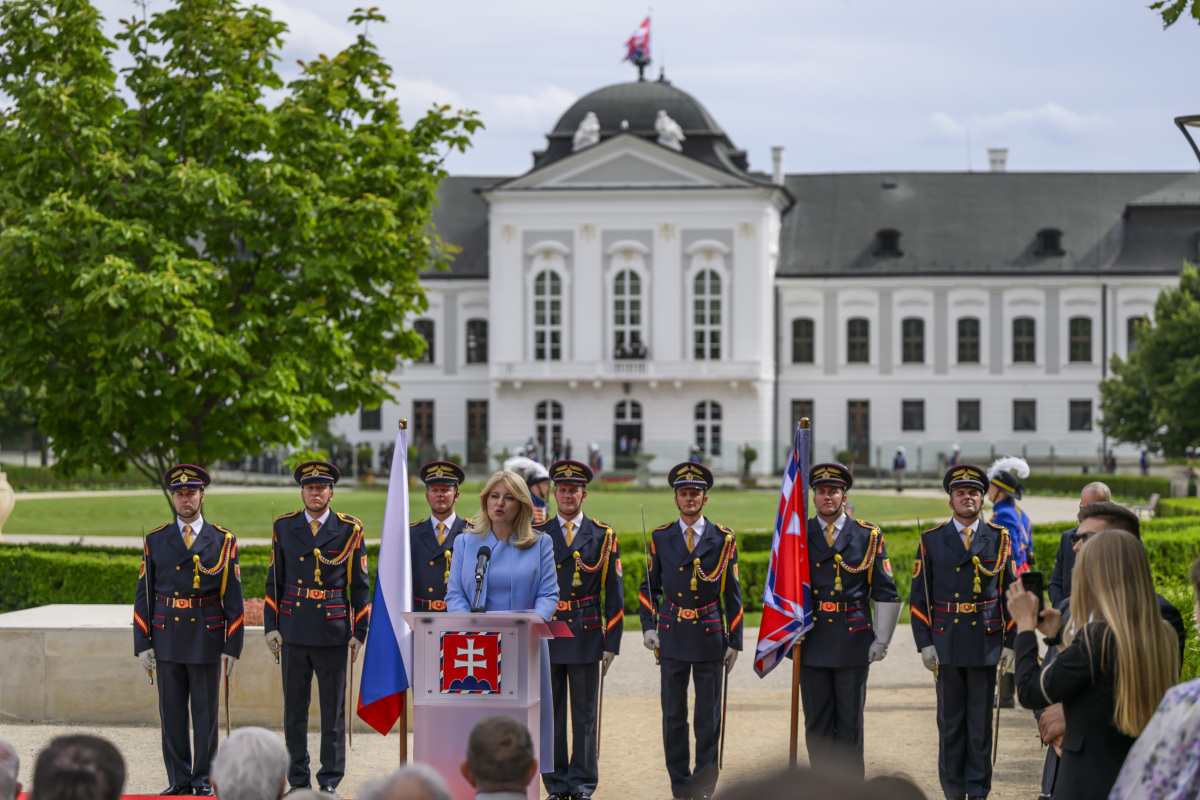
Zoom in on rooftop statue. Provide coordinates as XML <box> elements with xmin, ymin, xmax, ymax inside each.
<box><xmin>655</xmin><ymin>109</ymin><xmax>685</xmax><ymax>151</ymax></box>
<box><xmin>572</xmin><ymin>111</ymin><xmax>601</xmax><ymax>151</ymax></box>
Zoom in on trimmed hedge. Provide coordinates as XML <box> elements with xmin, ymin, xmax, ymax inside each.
<box><xmin>1158</xmin><ymin>498</ymin><xmax>1200</xmax><ymax>518</ymax></box>
<box><xmin>1026</xmin><ymin>472</ymin><xmax>1170</xmax><ymax>500</ymax></box>
<box><xmin>1</xmin><ymin>465</ymin><xmax>153</xmax><ymax>492</ymax></box>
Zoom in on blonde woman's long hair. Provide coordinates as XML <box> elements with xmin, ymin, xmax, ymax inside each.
<box><xmin>1068</xmin><ymin>530</ymin><xmax>1178</xmax><ymax>737</ymax></box>
<box><xmin>468</xmin><ymin>470</ymin><xmax>539</xmax><ymax>549</ymax></box>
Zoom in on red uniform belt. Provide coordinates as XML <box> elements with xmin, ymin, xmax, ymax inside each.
<box><xmin>556</xmin><ymin>595</ymin><xmax>599</xmax><ymax>612</ymax></box>
<box><xmin>933</xmin><ymin>598</ymin><xmax>996</xmax><ymax>614</ymax></box>
<box><xmin>156</xmin><ymin>594</ymin><xmax>219</xmax><ymax>609</ymax></box>
<box><xmin>286</xmin><ymin>585</ymin><xmax>344</xmax><ymax>601</ymax></box>
<box><xmin>663</xmin><ymin>598</ymin><xmax>719</xmax><ymax>621</ymax></box>
<box><xmin>414</xmin><ymin>597</ymin><xmax>447</xmax><ymax>611</ymax></box>
<box><xmin>817</xmin><ymin>600</ymin><xmax>865</xmax><ymax>613</ymax></box>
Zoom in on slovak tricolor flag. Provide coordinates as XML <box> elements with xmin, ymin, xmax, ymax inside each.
<box><xmin>357</xmin><ymin>425</ymin><xmax>414</xmax><ymax>734</ymax></box>
<box><xmin>753</xmin><ymin>423</ymin><xmax>814</xmax><ymax>677</ymax></box>
<box><xmin>623</xmin><ymin>16</ymin><xmax>650</xmax><ymax>62</ymax></box>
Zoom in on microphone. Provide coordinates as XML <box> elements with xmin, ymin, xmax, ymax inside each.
<box><xmin>471</xmin><ymin>546</ymin><xmax>491</xmax><ymax>613</ymax></box>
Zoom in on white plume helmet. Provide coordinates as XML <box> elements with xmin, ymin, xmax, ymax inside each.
<box><xmin>503</xmin><ymin>455</ymin><xmax>539</xmax><ymax>479</ymax></box>
<box><xmin>987</xmin><ymin>456</ymin><xmax>1030</xmax><ymax>481</ymax></box>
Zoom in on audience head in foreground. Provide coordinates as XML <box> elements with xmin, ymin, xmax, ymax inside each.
<box><xmin>460</xmin><ymin>715</ymin><xmax>538</xmax><ymax>796</ymax></box>
<box><xmin>714</xmin><ymin>766</ymin><xmax>925</xmax><ymax>799</ymax></box>
<box><xmin>0</xmin><ymin>738</ymin><xmax>20</xmax><ymax>800</ymax></box>
<box><xmin>31</xmin><ymin>736</ymin><xmax>125</xmax><ymax>800</ymax></box>
<box><xmin>360</xmin><ymin>765</ymin><xmax>451</xmax><ymax>800</ymax></box>
<box><xmin>211</xmin><ymin>728</ymin><xmax>289</xmax><ymax>800</ymax></box>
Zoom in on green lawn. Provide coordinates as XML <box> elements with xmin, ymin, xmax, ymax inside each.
<box><xmin>6</xmin><ymin>486</ymin><xmax>952</xmax><ymax>538</ymax></box>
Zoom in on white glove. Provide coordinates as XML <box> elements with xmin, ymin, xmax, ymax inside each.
<box><xmin>1000</xmin><ymin>647</ymin><xmax>1015</xmax><ymax>672</ymax></box>
<box><xmin>138</xmin><ymin>648</ymin><xmax>156</xmax><ymax>672</ymax></box>
<box><xmin>349</xmin><ymin>637</ymin><xmax>364</xmax><ymax>663</ymax></box>
<box><xmin>723</xmin><ymin>647</ymin><xmax>738</xmax><ymax>674</ymax></box>
<box><xmin>868</xmin><ymin>640</ymin><xmax>889</xmax><ymax>663</ymax></box>
<box><xmin>921</xmin><ymin>645</ymin><xmax>939</xmax><ymax>672</ymax></box>
<box><xmin>221</xmin><ymin>653</ymin><xmax>237</xmax><ymax>677</ymax></box>
<box><xmin>642</xmin><ymin>630</ymin><xmax>660</xmax><ymax>651</ymax></box>
<box><xmin>265</xmin><ymin>631</ymin><xmax>283</xmax><ymax>654</ymax></box>
<box><xmin>602</xmin><ymin>651</ymin><xmax>616</xmax><ymax>676</ymax></box>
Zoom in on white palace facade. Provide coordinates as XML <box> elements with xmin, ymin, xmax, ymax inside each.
<box><xmin>329</xmin><ymin>77</ymin><xmax>1200</xmax><ymax>476</ymax></box>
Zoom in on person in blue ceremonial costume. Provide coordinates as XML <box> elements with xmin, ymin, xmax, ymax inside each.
<box><xmin>410</xmin><ymin>461</ymin><xmax>468</xmax><ymax>611</ymax></box>
<box><xmin>446</xmin><ymin>470</ymin><xmax>560</xmax><ymax>771</ymax></box>
<box><xmin>985</xmin><ymin>456</ymin><xmax>1033</xmax><ymax>710</ymax></box>
<box><xmin>909</xmin><ymin>465</ymin><xmax>1018</xmax><ymax>800</ymax></box>
<box><xmin>264</xmin><ymin>461</ymin><xmax>370</xmax><ymax>797</ymax></box>
<box><xmin>799</xmin><ymin>463</ymin><xmax>901</xmax><ymax>778</ymax></box>
<box><xmin>134</xmin><ymin>464</ymin><xmax>244</xmax><ymax>796</ymax></box>
<box><xmin>539</xmin><ymin>460</ymin><xmax>624</xmax><ymax>800</ymax></box>
<box><xmin>638</xmin><ymin>462</ymin><xmax>743</xmax><ymax>800</ymax></box>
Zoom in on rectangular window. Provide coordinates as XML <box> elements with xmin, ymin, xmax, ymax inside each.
<box><xmin>1069</xmin><ymin>317</ymin><xmax>1092</xmax><ymax>363</ymax></box>
<box><xmin>413</xmin><ymin>400</ymin><xmax>435</xmax><ymax>445</ymax></box>
<box><xmin>1127</xmin><ymin>316</ymin><xmax>1144</xmax><ymax>355</ymax></box>
<box><xmin>791</xmin><ymin>399</ymin><xmax>814</xmax><ymax>431</ymax></box>
<box><xmin>901</xmin><ymin>400</ymin><xmax>925</xmax><ymax>432</ymax></box>
<box><xmin>1013</xmin><ymin>317</ymin><xmax>1036</xmax><ymax>363</ymax></box>
<box><xmin>413</xmin><ymin>319</ymin><xmax>434</xmax><ymax>363</ymax></box>
<box><xmin>1013</xmin><ymin>400</ymin><xmax>1036</xmax><ymax>432</ymax></box>
<box><xmin>847</xmin><ymin>318</ymin><xmax>869</xmax><ymax>363</ymax></box>
<box><xmin>466</xmin><ymin>319</ymin><xmax>488</xmax><ymax>364</ymax></box>
<box><xmin>957</xmin><ymin>400</ymin><xmax>981</xmax><ymax>432</ymax></box>
<box><xmin>792</xmin><ymin>319</ymin><xmax>815</xmax><ymax>364</ymax></box>
<box><xmin>901</xmin><ymin>318</ymin><xmax>924</xmax><ymax>364</ymax></box>
<box><xmin>360</xmin><ymin>406</ymin><xmax>381</xmax><ymax>431</ymax></box>
<box><xmin>1069</xmin><ymin>400</ymin><xmax>1093</xmax><ymax>431</ymax></box>
<box><xmin>466</xmin><ymin>400</ymin><xmax>488</xmax><ymax>466</ymax></box>
<box><xmin>957</xmin><ymin>318</ymin><xmax>980</xmax><ymax>364</ymax></box>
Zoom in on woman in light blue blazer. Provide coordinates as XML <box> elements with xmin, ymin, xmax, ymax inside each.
<box><xmin>447</xmin><ymin>469</ymin><xmax>560</xmax><ymax>768</ymax></box>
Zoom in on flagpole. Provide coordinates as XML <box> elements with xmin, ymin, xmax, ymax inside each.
<box><xmin>788</xmin><ymin>417</ymin><xmax>810</xmax><ymax>766</ymax></box>
<box><xmin>397</xmin><ymin>418</ymin><xmax>410</xmax><ymax>765</ymax></box>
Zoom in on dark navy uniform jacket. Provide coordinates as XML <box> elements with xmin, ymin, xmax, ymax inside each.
<box><xmin>638</xmin><ymin>518</ymin><xmax>743</xmax><ymax>662</ymax></box>
<box><xmin>134</xmin><ymin>520</ymin><xmax>245</xmax><ymax>663</ymax></box>
<box><xmin>409</xmin><ymin>514</ymin><xmax>468</xmax><ymax>610</ymax></box>
<box><xmin>265</xmin><ymin>509</ymin><xmax>371</xmax><ymax>646</ymax></box>
<box><xmin>539</xmin><ymin>515</ymin><xmax>625</xmax><ymax>664</ymax></box>
<box><xmin>909</xmin><ymin>519</ymin><xmax>1017</xmax><ymax>667</ymax></box>
<box><xmin>802</xmin><ymin>516</ymin><xmax>900</xmax><ymax>668</ymax></box>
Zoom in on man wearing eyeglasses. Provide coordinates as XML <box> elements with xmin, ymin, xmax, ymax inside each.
<box><xmin>1046</xmin><ymin>483</ymin><xmax>1110</xmax><ymax>609</ymax></box>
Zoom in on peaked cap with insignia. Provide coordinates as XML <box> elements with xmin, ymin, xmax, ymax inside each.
<box><xmin>669</xmin><ymin>462</ymin><xmax>713</xmax><ymax>490</ymax></box>
<box><xmin>943</xmin><ymin>464</ymin><xmax>989</xmax><ymax>494</ymax></box>
<box><xmin>294</xmin><ymin>460</ymin><xmax>340</xmax><ymax>486</ymax></box>
<box><xmin>165</xmin><ymin>464</ymin><xmax>210</xmax><ymax>491</ymax></box>
<box><xmin>550</xmin><ymin>459</ymin><xmax>593</xmax><ymax>485</ymax></box>
<box><xmin>809</xmin><ymin>462</ymin><xmax>853</xmax><ymax>490</ymax></box>
<box><xmin>420</xmin><ymin>460</ymin><xmax>465</xmax><ymax>486</ymax></box>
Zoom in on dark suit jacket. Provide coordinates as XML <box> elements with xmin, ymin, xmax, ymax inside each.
<box><xmin>409</xmin><ymin>515</ymin><xmax>468</xmax><ymax>608</ymax></box>
<box><xmin>134</xmin><ymin>520</ymin><xmax>245</xmax><ymax>663</ymax></box>
<box><xmin>1047</xmin><ymin>528</ymin><xmax>1077</xmax><ymax>609</ymax></box>
<box><xmin>539</xmin><ymin>515</ymin><xmax>625</xmax><ymax>663</ymax></box>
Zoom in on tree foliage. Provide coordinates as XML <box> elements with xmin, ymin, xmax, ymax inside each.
<box><xmin>0</xmin><ymin>0</ymin><xmax>481</xmax><ymax>497</ymax></box>
<box><xmin>1100</xmin><ymin>264</ymin><xmax>1200</xmax><ymax>453</ymax></box>
<box><xmin>1151</xmin><ymin>0</ymin><xmax>1200</xmax><ymax>28</ymax></box>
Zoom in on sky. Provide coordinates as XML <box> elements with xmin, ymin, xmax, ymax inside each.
<box><xmin>83</xmin><ymin>0</ymin><xmax>1200</xmax><ymax>178</ymax></box>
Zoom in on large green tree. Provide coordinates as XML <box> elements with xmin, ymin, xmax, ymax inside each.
<box><xmin>0</xmin><ymin>0</ymin><xmax>480</xmax><ymax>497</ymax></box>
<box><xmin>1151</xmin><ymin>0</ymin><xmax>1200</xmax><ymax>28</ymax></box>
<box><xmin>1100</xmin><ymin>264</ymin><xmax>1200</xmax><ymax>453</ymax></box>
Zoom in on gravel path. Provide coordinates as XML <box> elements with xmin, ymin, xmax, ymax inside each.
<box><xmin>0</xmin><ymin>626</ymin><xmax>1044</xmax><ymax>799</ymax></box>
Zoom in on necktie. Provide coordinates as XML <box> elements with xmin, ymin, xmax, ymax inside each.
<box><xmin>310</xmin><ymin>519</ymin><xmax>320</xmax><ymax>537</ymax></box>
<box><xmin>183</xmin><ymin>524</ymin><xmax>194</xmax><ymax>550</ymax></box>
<box><xmin>963</xmin><ymin>526</ymin><xmax>973</xmax><ymax>549</ymax></box>
<box><xmin>436</xmin><ymin>522</ymin><xmax>446</xmax><ymax>546</ymax></box>
<box><xmin>564</xmin><ymin>521</ymin><xmax>575</xmax><ymax>547</ymax></box>
<box><xmin>686</xmin><ymin>527</ymin><xmax>696</xmax><ymax>553</ymax></box>
<box><xmin>825</xmin><ymin>523</ymin><xmax>836</xmax><ymax>548</ymax></box>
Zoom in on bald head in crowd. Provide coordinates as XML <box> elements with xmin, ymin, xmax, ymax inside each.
<box><xmin>461</xmin><ymin>715</ymin><xmax>538</xmax><ymax>794</ymax></box>
<box><xmin>211</xmin><ymin>728</ymin><xmax>289</xmax><ymax>800</ymax></box>
<box><xmin>1080</xmin><ymin>482</ymin><xmax>1111</xmax><ymax>506</ymax></box>
<box><xmin>31</xmin><ymin>736</ymin><xmax>124</xmax><ymax>800</ymax></box>
<box><xmin>360</xmin><ymin>765</ymin><xmax>451</xmax><ymax>800</ymax></box>
<box><xmin>0</xmin><ymin>739</ymin><xmax>20</xmax><ymax>800</ymax></box>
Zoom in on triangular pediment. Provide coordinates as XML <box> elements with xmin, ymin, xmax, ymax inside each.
<box><xmin>492</xmin><ymin>133</ymin><xmax>759</xmax><ymax>192</ymax></box>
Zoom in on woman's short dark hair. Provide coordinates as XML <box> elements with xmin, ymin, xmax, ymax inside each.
<box><xmin>465</xmin><ymin>715</ymin><xmax>533</xmax><ymax>789</ymax></box>
<box><xmin>32</xmin><ymin>736</ymin><xmax>125</xmax><ymax>800</ymax></box>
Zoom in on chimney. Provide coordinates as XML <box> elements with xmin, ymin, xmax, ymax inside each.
<box><xmin>988</xmin><ymin>148</ymin><xmax>1008</xmax><ymax>173</ymax></box>
<box><xmin>771</xmin><ymin>146</ymin><xmax>786</xmax><ymax>185</ymax></box>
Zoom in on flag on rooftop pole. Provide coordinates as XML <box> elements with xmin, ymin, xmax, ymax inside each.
<box><xmin>753</xmin><ymin>422</ymin><xmax>814</xmax><ymax>677</ymax></box>
<box><xmin>623</xmin><ymin>16</ymin><xmax>651</xmax><ymax>63</ymax></box>
<box><xmin>356</xmin><ymin>423</ymin><xmax>414</xmax><ymax>734</ymax></box>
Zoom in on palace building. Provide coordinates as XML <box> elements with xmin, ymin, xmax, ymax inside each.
<box><xmin>329</xmin><ymin>75</ymin><xmax>1199</xmax><ymax>476</ymax></box>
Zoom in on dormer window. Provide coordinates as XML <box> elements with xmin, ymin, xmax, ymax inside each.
<box><xmin>875</xmin><ymin>229</ymin><xmax>903</xmax><ymax>257</ymax></box>
<box><xmin>1035</xmin><ymin>228</ymin><xmax>1064</xmax><ymax>257</ymax></box>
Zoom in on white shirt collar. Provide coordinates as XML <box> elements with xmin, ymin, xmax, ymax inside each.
<box><xmin>816</xmin><ymin>512</ymin><xmax>848</xmax><ymax>536</ymax></box>
<box><xmin>679</xmin><ymin>517</ymin><xmax>706</xmax><ymax>539</ymax></box>
<box><xmin>556</xmin><ymin>511</ymin><xmax>585</xmax><ymax>529</ymax></box>
<box><xmin>177</xmin><ymin>515</ymin><xmax>204</xmax><ymax>540</ymax></box>
<box><xmin>432</xmin><ymin>512</ymin><xmax>458</xmax><ymax>531</ymax></box>
<box><xmin>305</xmin><ymin>508</ymin><xmax>331</xmax><ymax>527</ymax></box>
<box><xmin>952</xmin><ymin>516</ymin><xmax>979</xmax><ymax>534</ymax></box>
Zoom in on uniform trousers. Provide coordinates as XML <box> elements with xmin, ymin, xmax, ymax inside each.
<box><xmin>799</xmin><ymin>665</ymin><xmax>869</xmax><ymax>778</ymax></box>
<box><xmin>544</xmin><ymin>661</ymin><xmax>600</xmax><ymax>797</ymax></box>
<box><xmin>937</xmin><ymin>664</ymin><xmax>997</xmax><ymax>799</ymax></box>
<box><xmin>282</xmin><ymin>643</ymin><xmax>347</xmax><ymax>789</ymax></box>
<box><xmin>156</xmin><ymin>660</ymin><xmax>221</xmax><ymax>789</ymax></box>
<box><xmin>660</xmin><ymin>657</ymin><xmax>723</xmax><ymax>799</ymax></box>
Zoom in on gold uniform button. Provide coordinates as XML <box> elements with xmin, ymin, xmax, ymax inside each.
<box><xmin>317</xmin><ymin>604</ymin><xmax>322</xmax><ymax>608</ymax></box>
<box><xmin>190</xmin><ymin>617</ymin><xmax>195</xmax><ymax>622</ymax></box>
<box><xmin>956</xmin><ymin>567</ymin><xmax>961</xmax><ymax>572</ymax></box>
<box><xmin>955</xmin><ymin>593</ymin><xmax>960</xmax><ymax>598</ymax></box>
<box><xmin>298</xmin><ymin>579</ymin><xmax>303</xmax><ymax>584</ymax></box>
<box><xmin>827</xmin><ymin>618</ymin><xmax>833</xmax><ymax>623</ymax></box>
<box><xmin>972</xmin><ymin>621</ymin><xmax>977</xmax><ymax>626</ymax></box>
<box><xmin>175</xmin><ymin>616</ymin><xmax>180</xmax><ymax>621</ymax></box>
<box><xmin>176</xmin><ymin>566</ymin><xmax>181</xmax><ymax>571</ymax></box>
<box><xmin>430</xmin><ymin>561</ymin><xmax>435</xmax><ymax>566</ymax></box>
<box><xmin>814</xmin><ymin>589</ymin><xmax>820</xmax><ymax>595</ymax></box>
<box><xmin>816</xmin><ymin>562</ymin><xmax>821</xmax><ymax>568</ymax></box>
<box><xmin>954</xmin><ymin>619</ymin><xmax>959</xmax><ymax>624</ymax></box>
<box><xmin>175</xmin><ymin>592</ymin><xmax>180</xmax><ymax>596</ymax></box>
<box><xmin>678</xmin><ymin>593</ymin><xmax>683</xmax><ymax>597</ymax></box>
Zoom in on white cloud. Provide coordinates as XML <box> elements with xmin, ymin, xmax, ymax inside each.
<box><xmin>394</xmin><ymin>79</ymin><xmax>468</xmax><ymax>118</ymax></box>
<box><xmin>485</xmin><ymin>87</ymin><xmax>578</xmax><ymax>131</ymax></box>
<box><xmin>257</xmin><ymin>0</ymin><xmax>355</xmax><ymax>63</ymax></box>
<box><xmin>927</xmin><ymin>103</ymin><xmax>1110</xmax><ymax>145</ymax></box>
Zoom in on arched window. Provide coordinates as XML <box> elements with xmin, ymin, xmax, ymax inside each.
<box><xmin>695</xmin><ymin>401</ymin><xmax>722</xmax><ymax>457</ymax></box>
<box><xmin>901</xmin><ymin>318</ymin><xmax>924</xmax><ymax>364</ymax></box>
<box><xmin>613</xmin><ymin>270</ymin><xmax>643</xmax><ymax>357</ymax></box>
<box><xmin>957</xmin><ymin>317</ymin><xmax>980</xmax><ymax>363</ymax></box>
<box><xmin>1069</xmin><ymin>317</ymin><xmax>1092</xmax><ymax>363</ymax></box>
<box><xmin>1013</xmin><ymin>317</ymin><xmax>1036</xmax><ymax>363</ymax></box>
<box><xmin>791</xmin><ymin>318</ymin><xmax>815</xmax><ymax>363</ymax></box>
<box><xmin>534</xmin><ymin>271</ymin><xmax>562</xmax><ymax>361</ymax></box>
<box><xmin>615</xmin><ymin>400</ymin><xmax>642</xmax><ymax>421</ymax></box>
<box><xmin>693</xmin><ymin>270</ymin><xmax>721</xmax><ymax>360</ymax></box>
<box><xmin>847</xmin><ymin>318</ymin><xmax>869</xmax><ymax>363</ymax></box>
<box><xmin>535</xmin><ymin>401</ymin><xmax>563</xmax><ymax>463</ymax></box>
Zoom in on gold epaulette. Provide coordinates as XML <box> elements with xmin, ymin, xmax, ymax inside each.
<box><xmin>336</xmin><ymin>512</ymin><xmax>363</xmax><ymax>528</ymax></box>
<box><xmin>410</xmin><ymin>518</ymin><xmax>425</xmax><ymax>528</ymax></box>
<box><xmin>653</xmin><ymin>522</ymin><xmax>673</xmax><ymax>532</ymax></box>
<box><xmin>147</xmin><ymin>523</ymin><xmax>171</xmax><ymax>536</ymax></box>
<box><xmin>715</xmin><ymin>523</ymin><xmax>735</xmax><ymax>537</ymax></box>
<box><xmin>213</xmin><ymin>524</ymin><xmax>235</xmax><ymax>538</ymax></box>
<box><xmin>276</xmin><ymin>510</ymin><xmax>302</xmax><ymax>521</ymax></box>
<box><xmin>592</xmin><ymin>518</ymin><xmax>615</xmax><ymax>534</ymax></box>
<box><xmin>533</xmin><ymin>518</ymin><xmax>552</xmax><ymax>529</ymax></box>
<box><xmin>922</xmin><ymin>523</ymin><xmax>943</xmax><ymax>535</ymax></box>
<box><xmin>986</xmin><ymin>520</ymin><xmax>1007</xmax><ymax>533</ymax></box>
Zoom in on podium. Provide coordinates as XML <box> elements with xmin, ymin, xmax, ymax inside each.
<box><xmin>401</xmin><ymin>611</ymin><xmax>560</xmax><ymax>800</ymax></box>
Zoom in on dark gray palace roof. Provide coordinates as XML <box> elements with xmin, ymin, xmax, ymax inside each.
<box><xmin>777</xmin><ymin>172</ymin><xmax>1196</xmax><ymax>278</ymax></box>
<box><xmin>423</xmin><ymin>175</ymin><xmax>497</xmax><ymax>280</ymax></box>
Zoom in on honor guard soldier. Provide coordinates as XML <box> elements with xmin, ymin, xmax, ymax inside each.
<box><xmin>638</xmin><ymin>463</ymin><xmax>742</xmax><ymax>800</ymax></box>
<box><xmin>264</xmin><ymin>461</ymin><xmax>371</xmax><ymax>798</ymax></box>
<box><xmin>539</xmin><ymin>460</ymin><xmax>624</xmax><ymax>800</ymax></box>
<box><xmin>909</xmin><ymin>465</ymin><xmax>1017</xmax><ymax>800</ymax></box>
<box><xmin>410</xmin><ymin>461</ymin><xmax>468</xmax><ymax>611</ymax></box>
<box><xmin>801</xmin><ymin>463</ymin><xmax>901</xmax><ymax>778</ymax></box>
<box><xmin>134</xmin><ymin>465</ymin><xmax>244</xmax><ymax>796</ymax></box>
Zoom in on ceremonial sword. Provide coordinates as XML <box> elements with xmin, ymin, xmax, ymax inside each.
<box><xmin>224</xmin><ymin>668</ymin><xmax>231</xmax><ymax>737</ymax></box>
<box><xmin>271</xmin><ymin>502</ymin><xmax>280</xmax><ymax>666</ymax></box>
<box><xmin>918</xmin><ymin>517</ymin><xmax>937</xmax><ymax>682</ymax></box>
<box><xmin>142</xmin><ymin>524</ymin><xmax>154</xmax><ymax>685</ymax></box>
<box><xmin>639</xmin><ymin>505</ymin><xmax>659</xmax><ymax>665</ymax></box>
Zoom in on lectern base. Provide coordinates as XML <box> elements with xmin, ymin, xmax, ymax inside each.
<box><xmin>415</xmin><ymin>704</ymin><xmax>540</xmax><ymax>800</ymax></box>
